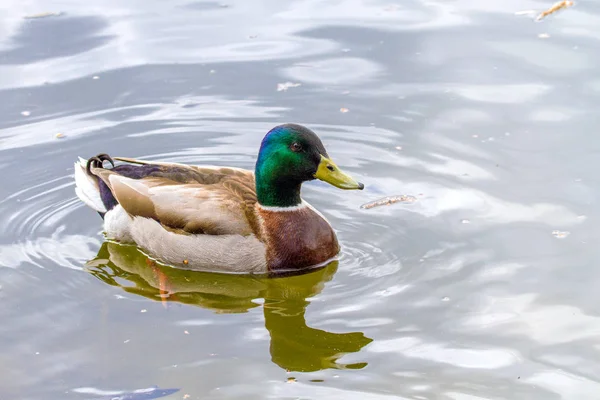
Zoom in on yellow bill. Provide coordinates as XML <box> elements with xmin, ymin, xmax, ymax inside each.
<box><xmin>314</xmin><ymin>155</ymin><xmax>364</xmax><ymax>190</ymax></box>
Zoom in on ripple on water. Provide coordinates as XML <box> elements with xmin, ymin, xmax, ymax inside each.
<box><xmin>0</xmin><ymin>174</ymin><xmax>100</xmax><ymax>270</ymax></box>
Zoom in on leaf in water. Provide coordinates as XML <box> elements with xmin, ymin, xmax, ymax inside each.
<box><xmin>536</xmin><ymin>1</ymin><xmax>574</xmax><ymax>21</ymax></box>
<box><xmin>360</xmin><ymin>195</ymin><xmax>417</xmax><ymax>210</ymax></box>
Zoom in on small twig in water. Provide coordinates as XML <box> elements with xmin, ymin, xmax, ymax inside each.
<box><xmin>360</xmin><ymin>195</ymin><xmax>417</xmax><ymax>210</ymax></box>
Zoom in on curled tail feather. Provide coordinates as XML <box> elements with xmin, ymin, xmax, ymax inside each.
<box><xmin>86</xmin><ymin>153</ymin><xmax>115</xmax><ymax>175</ymax></box>
<box><xmin>74</xmin><ymin>153</ymin><xmax>117</xmax><ymax>217</ymax></box>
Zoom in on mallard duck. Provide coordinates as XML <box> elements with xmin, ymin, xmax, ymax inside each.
<box><xmin>74</xmin><ymin>123</ymin><xmax>364</xmax><ymax>274</ymax></box>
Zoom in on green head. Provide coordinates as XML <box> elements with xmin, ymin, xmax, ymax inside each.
<box><xmin>254</xmin><ymin>123</ymin><xmax>364</xmax><ymax>207</ymax></box>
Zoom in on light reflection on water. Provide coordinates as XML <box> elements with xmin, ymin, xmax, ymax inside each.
<box><xmin>1</xmin><ymin>0</ymin><xmax>600</xmax><ymax>399</ymax></box>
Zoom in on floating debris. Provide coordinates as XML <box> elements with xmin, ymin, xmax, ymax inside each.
<box><xmin>184</xmin><ymin>330</ymin><xmax>189</xmax><ymax>335</ymax></box>
<box><xmin>340</xmin><ymin>107</ymin><xmax>349</xmax><ymax>113</ymax></box>
<box><xmin>55</xmin><ymin>133</ymin><xmax>65</xmax><ymax>139</ymax></box>
<box><xmin>360</xmin><ymin>195</ymin><xmax>417</xmax><ymax>210</ymax></box>
<box><xmin>276</xmin><ymin>82</ymin><xmax>301</xmax><ymax>92</ymax></box>
<box><xmin>538</xmin><ymin>33</ymin><xmax>550</xmax><ymax>38</ymax></box>
<box><xmin>552</xmin><ymin>230</ymin><xmax>570</xmax><ymax>239</ymax></box>
<box><xmin>286</xmin><ymin>377</ymin><xmax>297</xmax><ymax>383</ymax></box>
<box><xmin>21</xmin><ymin>110</ymin><xmax>31</xmax><ymax>116</ymax></box>
<box><xmin>461</xmin><ymin>219</ymin><xmax>470</xmax><ymax>224</ymax></box>
<box><xmin>140</xmin><ymin>309</ymin><xmax>147</xmax><ymax>313</ymax></box>
<box><xmin>93</xmin><ymin>76</ymin><xmax>100</xmax><ymax>80</ymax></box>
<box><xmin>442</xmin><ymin>296</ymin><xmax>450</xmax><ymax>302</ymax></box>
<box><xmin>183</xmin><ymin>259</ymin><xmax>189</xmax><ymax>265</ymax></box>
<box><xmin>536</xmin><ymin>1</ymin><xmax>574</xmax><ymax>21</ymax></box>
<box><xmin>395</xmin><ymin>146</ymin><xmax>402</xmax><ymax>150</ymax></box>
<box><xmin>24</xmin><ymin>12</ymin><xmax>62</xmax><ymax>19</ymax></box>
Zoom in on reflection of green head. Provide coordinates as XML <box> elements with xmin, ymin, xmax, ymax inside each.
<box><xmin>254</xmin><ymin>124</ymin><xmax>364</xmax><ymax>207</ymax></box>
<box><xmin>264</xmin><ymin>262</ymin><xmax>373</xmax><ymax>372</ymax></box>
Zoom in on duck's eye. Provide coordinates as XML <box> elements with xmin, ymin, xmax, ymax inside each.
<box><xmin>327</xmin><ymin>165</ymin><xmax>335</xmax><ymax>171</ymax></box>
<box><xmin>290</xmin><ymin>142</ymin><xmax>302</xmax><ymax>152</ymax></box>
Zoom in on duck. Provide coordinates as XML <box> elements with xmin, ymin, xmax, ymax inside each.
<box><xmin>74</xmin><ymin>123</ymin><xmax>364</xmax><ymax>274</ymax></box>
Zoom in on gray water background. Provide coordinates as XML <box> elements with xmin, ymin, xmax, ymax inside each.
<box><xmin>1</xmin><ymin>1</ymin><xmax>600</xmax><ymax>399</ymax></box>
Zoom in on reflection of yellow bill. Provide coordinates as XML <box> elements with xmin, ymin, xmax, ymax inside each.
<box><xmin>314</xmin><ymin>155</ymin><xmax>364</xmax><ymax>190</ymax></box>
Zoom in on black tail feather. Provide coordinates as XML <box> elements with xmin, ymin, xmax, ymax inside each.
<box><xmin>86</xmin><ymin>153</ymin><xmax>115</xmax><ymax>175</ymax></box>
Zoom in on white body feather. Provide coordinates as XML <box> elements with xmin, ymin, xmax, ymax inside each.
<box><xmin>74</xmin><ymin>157</ymin><xmax>268</xmax><ymax>273</ymax></box>
<box><xmin>74</xmin><ymin>158</ymin><xmax>106</xmax><ymax>213</ymax></box>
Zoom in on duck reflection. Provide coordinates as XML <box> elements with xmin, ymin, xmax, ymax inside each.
<box><xmin>86</xmin><ymin>242</ymin><xmax>372</xmax><ymax>372</ymax></box>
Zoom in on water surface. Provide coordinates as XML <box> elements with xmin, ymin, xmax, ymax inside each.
<box><xmin>1</xmin><ymin>0</ymin><xmax>600</xmax><ymax>399</ymax></box>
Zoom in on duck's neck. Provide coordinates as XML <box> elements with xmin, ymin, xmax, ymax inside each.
<box><xmin>255</xmin><ymin>161</ymin><xmax>303</xmax><ymax>208</ymax></box>
<box><xmin>255</xmin><ymin>179</ymin><xmax>302</xmax><ymax>207</ymax></box>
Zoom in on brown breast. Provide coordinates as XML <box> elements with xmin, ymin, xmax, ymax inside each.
<box><xmin>257</xmin><ymin>204</ymin><xmax>340</xmax><ymax>272</ymax></box>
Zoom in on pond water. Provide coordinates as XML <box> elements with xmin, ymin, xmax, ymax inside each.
<box><xmin>2</xmin><ymin>0</ymin><xmax>600</xmax><ymax>399</ymax></box>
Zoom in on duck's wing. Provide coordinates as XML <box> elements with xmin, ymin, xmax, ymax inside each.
<box><xmin>90</xmin><ymin>160</ymin><xmax>259</xmax><ymax>236</ymax></box>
